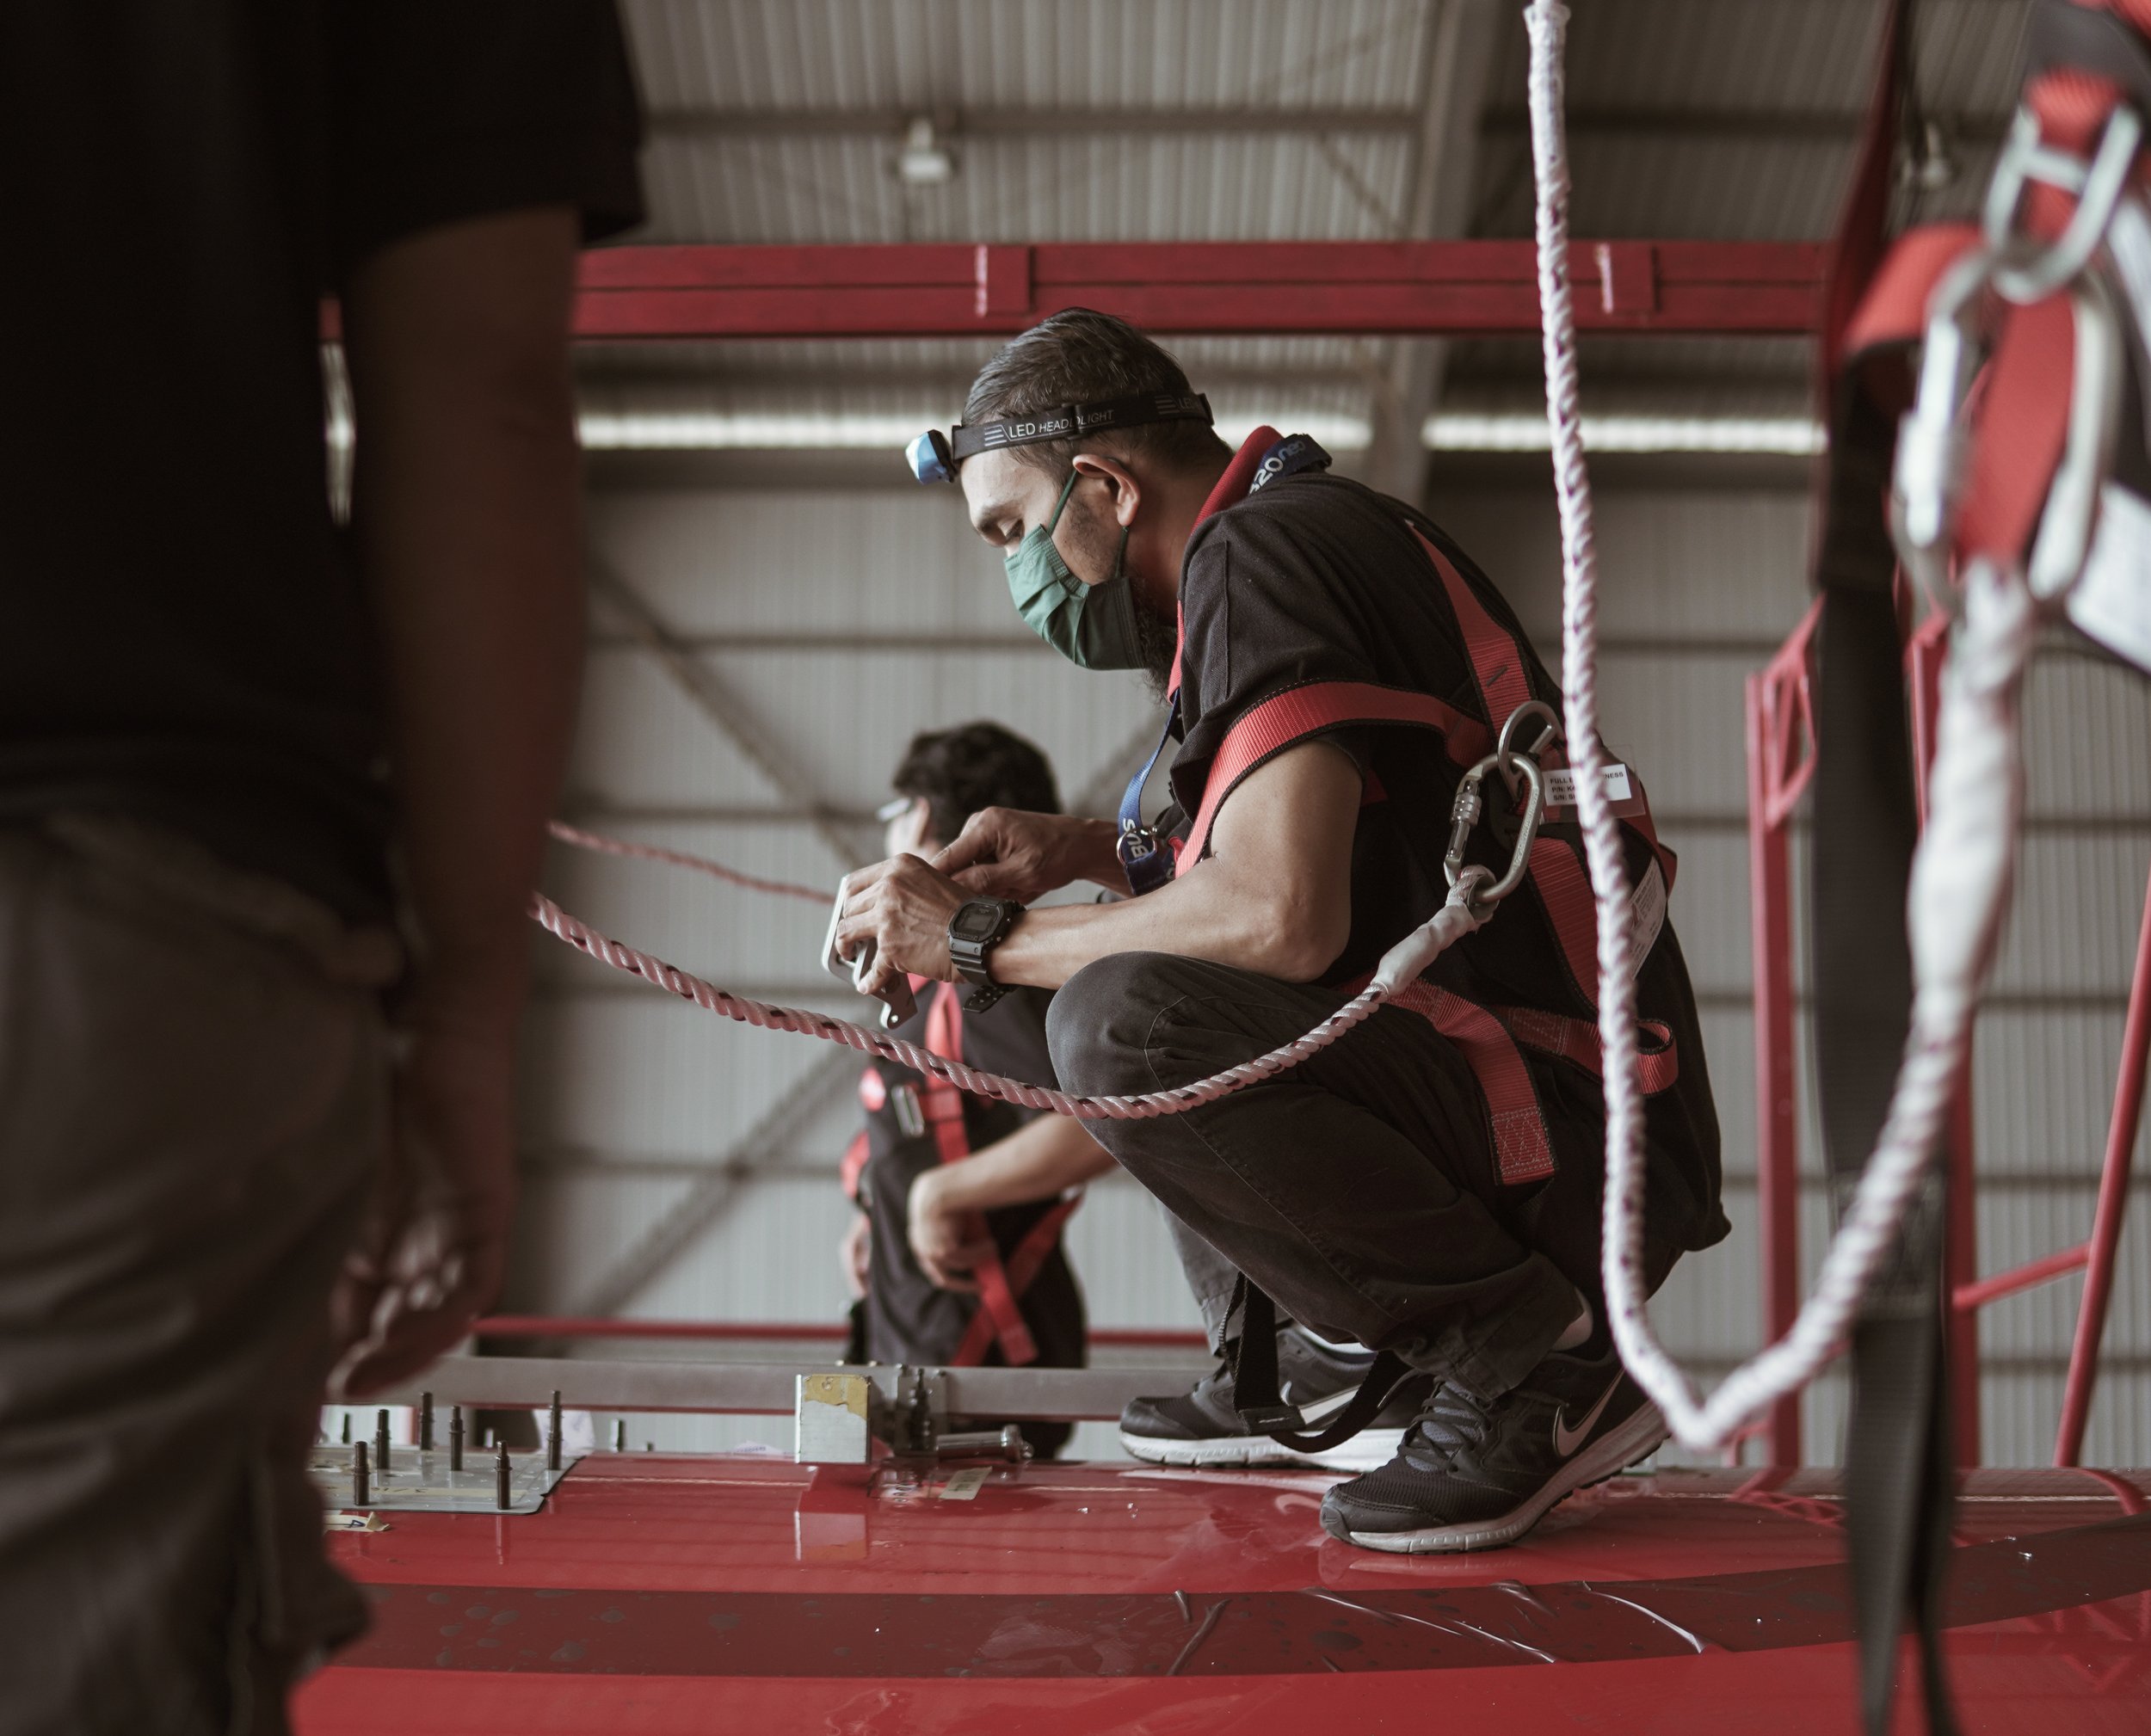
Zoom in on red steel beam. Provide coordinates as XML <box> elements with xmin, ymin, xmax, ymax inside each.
<box><xmin>569</xmin><ymin>240</ymin><xmax>1826</xmax><ymax>341</ymax></box>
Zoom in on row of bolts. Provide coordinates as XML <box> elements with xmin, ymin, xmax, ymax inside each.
<box><xmin>340</xmin><ymin>1390</ymin><xmax>636</xmax><ymax>1510</ymax></box>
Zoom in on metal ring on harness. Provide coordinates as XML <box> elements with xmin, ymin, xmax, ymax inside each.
<box><xmin>1982</xmin><ymin>103</ymin><xmax>2145</xmax><ymax>305</ymax></box>
<box><xmin>1494</xmin><ymin>698</ymin><xmax>1564</xmax><ymax>798</ymax></box>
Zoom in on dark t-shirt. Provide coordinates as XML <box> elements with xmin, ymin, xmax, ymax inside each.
<box><xmin>1169</xmin><ymin>471</ymin><xmax>1727</xmax><ymax>1280</ymax></box>
<box><xmin>855</xmin><ymin>982</ymin><xmax>1087</xmax><ymax>1376</ymax></box>
<box><xmin>0</xmin><ymin>3</ymin><xmax>644</xmax><ymax>919</ymax></box>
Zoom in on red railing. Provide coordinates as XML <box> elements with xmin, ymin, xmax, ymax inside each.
<box><xmin>1747</xmin><ymin>605</ymin><xmax>2148</xmax><ymax>1467</ymax></box>
<box><xmin>474</xmin><ymin>1315</ymin><xmax>1210</xmax><ymax>1352</ymax></box>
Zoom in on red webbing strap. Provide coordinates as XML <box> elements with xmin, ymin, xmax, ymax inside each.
<box><xmin>1180</xmin><ymin>680</ymin><xmax>1492</xmax><ymax>868</ymax></box>
<box><xmin>1957</xmin><ymin>293</ymin><xmax>2079</xmax><ymax>563</ymax></box>
<box><xmin>1387</xmin><ymin>980</ymin><xmax>1556</xmax><ymax>1185</ymax></box>
<box><xmin>1413</xmin><ymin>528</ymin><xmax>1532</xmax><ymax>726</ymax></box>
<box><xmin>1499</xmin><ymin>1005</ymin><xmax>1680</xmax><ymax>1095</ymax></box>
<box><xmin>921</xmin><ymin>984</ymin><xmax>1039</xmax><ymax>1367</ymax></box>
<box><xmin>1528</xmin><ymin>838</ymin><xmax>1605</xmax><ymax>1006</ymax></box>
<box><xmin>841</xmin><ymin>1130</ymin><xmax>870</xmax><ymax>1203</ymax></box>
<box><xmin>951</xmin><ymin>1192</ymin><xmax>1082</xmax><ymax>1369</ymax></box>
<box><xmin>1841</xmin><ymin>224</ymin><xmax>1983</xmax><ymax>357</ymax></box>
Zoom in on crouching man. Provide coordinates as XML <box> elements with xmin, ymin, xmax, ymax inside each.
<box><xmin>839</xmin><ymin>722</ymin><xmax>1112</xmax><ymax>1459</ymax></box>
<box><xmin>836</xmin><ymin>311</ymin><xmax>1725</xmax><ymax>1554</ymax></box>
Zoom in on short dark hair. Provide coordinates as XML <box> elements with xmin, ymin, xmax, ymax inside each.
<box><xmin>964</xmin><ymin>308</ymin><xmax>1233</xmax><ymax>477</ymax></box>
<box><xmin>892</xmin><ymin>721</ymin><xmax>1061</xmax><ymax>847</ymax></box>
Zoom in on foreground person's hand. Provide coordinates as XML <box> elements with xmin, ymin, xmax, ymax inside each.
<box><xmin>330</xmin><ymin>981</ymin><xmax>518</xmax><ymax>1397</ymax></box>
<box><xmin>834</xmin><ymin>853</ymin><xmax>969</xmax><ymax>1000</ymax></box>
<box><xmin>934</xmin><ymin>807</ymin><xmax>1129</xmax><ymax>902</ymax></box>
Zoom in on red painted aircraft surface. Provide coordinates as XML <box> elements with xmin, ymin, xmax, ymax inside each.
<box><xmin>298</xmin><ymin>1455</ymin><xmax>2151</xmax><ymax>1733</ymax></box>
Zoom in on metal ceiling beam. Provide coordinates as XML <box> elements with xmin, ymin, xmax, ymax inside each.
<box><xmin>565</xmin><ymin>1050</ymin><xmax>859</xmax><ymax>1320</ymax></box>
<box><xmin>1480</xmin><ymin>104</ymin><xmax>2012</xmax><ymax>145</ymax></box>
<box><xmin>645</xmin><ymin>105</ymin><xmax>1420</xmax><ymax>140</ymax></box>
<box><xmin>570</xmin><ymin>241</ymin><xmax>1826</xmax><ymax>340</ymax></box>
<box><xmin>1363</xmin><ymin>0</ymin><xmax>1502</xmax><ymax>502</ymax></box>
<box><xmin>586</xmin><ymin>559</ymin><xmax>865</xmax><ymax>870</ymax></box>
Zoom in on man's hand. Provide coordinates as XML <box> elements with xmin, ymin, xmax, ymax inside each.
<box><xmin>907</xmin><ymin>1167</ymin><xmax>993</xmax><ymax>1293</ymax></box>
<box><xmin>330</xmin><ymin>980</ymin><xmax>519</xmax><ymax>1397</ymax></box>
<box><xmin>934</xmin><ymin>808</ymin><xmax>1128</xmax><ymax>902</ymax></box>
<box><xmin>834</xmin><ymin>854</ymin><xmax>971</xmax><ymax>1000</ymax></box>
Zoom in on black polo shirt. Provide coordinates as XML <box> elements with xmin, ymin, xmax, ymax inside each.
<box><xmin>1168</xmin><ymin>471</ymin><xmax>1727</xmax><ymax>1277</ymax></box>
<box><xmin>0</xmin><ymin>3</ymin><xmax>644</xmax><ymax>920</ymax></box>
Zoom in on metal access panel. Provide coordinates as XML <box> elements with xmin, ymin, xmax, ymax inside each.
<box><xmin>310</xmin><ymin>1445</ymin><xmax>582</xmax><ymax>1517</ymax></box>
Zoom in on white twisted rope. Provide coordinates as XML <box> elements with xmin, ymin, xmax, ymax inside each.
<box><xmin>1524</xmin><ymin>0</ymin><xmax>2036</xmax><ymax>1451</ymax></box>
<box><xmin>530</xmin><ymin>881</ymin><xmax>1489</xmax><ymax>1121</ymax></box>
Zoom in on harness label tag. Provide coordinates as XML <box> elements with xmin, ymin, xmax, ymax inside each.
<box><xmin>1544</xmin><ymin>763</ymin><xmax>1639</xmax><ymax>814</ymax></box>
<box><xmin>2069</xmin><ymin>481</ymin><xmax>2151</xmax><ymax>677</ymax></box>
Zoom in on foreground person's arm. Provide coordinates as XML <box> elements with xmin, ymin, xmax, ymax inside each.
<box><xmin>333</xmin><ymin>208</ymin><xmax>586</xmax><ymax>1395</ymax></box>
<box><xmin>835</xmin><ymin>738</ymin><xmax>1361</xmax><ymax>994</ymax></box>
<box><xmin>908</xmin><ymin>1117</ymin><xmax>1117</xmax><ymax>1290</ymax></box>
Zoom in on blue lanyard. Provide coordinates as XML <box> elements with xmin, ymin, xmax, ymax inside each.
<box><xmin>1112</xmin><ymin>433</ymin><xmax>1330</xmax><ymax>897</ymax></box>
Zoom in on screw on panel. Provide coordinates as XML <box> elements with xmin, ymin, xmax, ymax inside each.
<box><xmin>496</xmin><ymin>1442</ymin><xmax>512</xmax><ymax>1511</ymax></box>
<box><xmin>449</xmin><ymin>1405</ymin><xmax>465</xmax><ymax>1472</ymax></box>
<box><xmin>418</xmin><ymin>1391</ymin><xmax>434</xmax><ymax>1451</ymax></box>
<box><xmin>374</xmin><ymin>1408</ymin><xmax>391</xmax><ymax>1474</ymax></box>
<box><xmin>352</xmin><ymin>1439</ymin><xmax>369</xmax><ymax>1507</ymax></box>
<box><xmin>547</xmin><ymin>1390</ymin><xmax>563</xmax><ymax>1471</ymax></box>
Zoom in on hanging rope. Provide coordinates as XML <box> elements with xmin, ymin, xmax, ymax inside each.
<box><xmin>546</xmin><ymin>820</ymin><xmax>829</xmax><ymax>903</ymax></box>
<box><xmin>1523</xmin><ymin>0</ymin><xmax>2043</xmax><ymax>1454</ymax></box>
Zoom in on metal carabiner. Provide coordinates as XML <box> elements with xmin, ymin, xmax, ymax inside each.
<box><xmin>1445</xmin><ymin>750</ymin><xmax>1547</xmax><ymax>913</ymax></box>
<box><xmin>1495</xmin><ymin>699</ymin><xmax>1563</xmax><ymax>794</ymax></box>
<box><xmin>1889</xmin><ymin>245</ymin><xmax>1997</xmax><ymax>615</ymax></box>
<box><xmin>1984</xmin><ymin>104</ymin><xmax>2146</xmax><ymax>305</ymax></box>
<box><xmin>2028</xmin><ymin>262</ymin><xmax>2125</xmax><ymax>604</ymax></box>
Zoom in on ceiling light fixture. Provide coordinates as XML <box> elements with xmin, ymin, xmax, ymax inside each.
<box><xmin>897</xmin><ymin>116</ymin><xmax>956</xmax><ymax>185</ymax></box>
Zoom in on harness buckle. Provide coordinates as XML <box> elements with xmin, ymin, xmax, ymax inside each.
<box><xmin>1983</xmin><ymin>103</ymin><xmax>2144</xmax><ymax>305</ymax></box>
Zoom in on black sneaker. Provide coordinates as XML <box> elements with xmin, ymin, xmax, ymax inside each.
<box><xmin>1120</xmin><ymin>1328</ymin><xmax>1433</xmax><ymax>1473</ymax></box>
<box><xmin>1319</xmin><ymin>1350</ymin><xmax>1667</xmax><ymax>1552</ymax></box>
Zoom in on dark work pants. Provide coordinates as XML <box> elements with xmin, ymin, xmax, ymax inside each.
<box><xmin>1049</xmin><ymin>952</ymin><xmax>1583</xmax><ymax>1401</ymax></box>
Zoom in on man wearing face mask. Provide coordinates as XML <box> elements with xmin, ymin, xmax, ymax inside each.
<box><xmin>837</xmin><ymin>723</ymin><xmax>1112</xmax><ymax>1460</ymax></box>
<box><xmin>836</xmin><ymin>310</ymin><xmax>1725</xmax><ymax>1554</ymax></box>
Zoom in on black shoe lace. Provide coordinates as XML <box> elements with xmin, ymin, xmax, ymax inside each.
<box><xmin>1401</xmin><ymin>1384</ymin><xmax>1495</xmax><ymax>1472</ymax></box>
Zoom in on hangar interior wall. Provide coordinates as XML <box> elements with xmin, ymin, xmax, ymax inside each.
<box><xmin>512</xmin><ymin>468</ymin><xmax>2151</xmax><ymax>1467</ymax></box>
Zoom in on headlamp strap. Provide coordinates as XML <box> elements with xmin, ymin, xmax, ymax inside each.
<box><xmin>949</xmin><ymin>391</ymin><xmax>1213</xmax><ymax>462</ymax></box>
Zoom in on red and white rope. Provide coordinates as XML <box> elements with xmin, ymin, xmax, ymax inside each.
<box><xmin>547</xmin><ymin>820</ymin><xmax>829</xmax><ymax>903</ymax></box>
<box><xmin>530</xmin><ymin>879</ymin><xmax>1489</xmax><ymax>1122</ymax></box>
<box><xmin>1525</xmin><ymin>0</ymin><xmax>2036</xmax><ymax>1452</ymax></box>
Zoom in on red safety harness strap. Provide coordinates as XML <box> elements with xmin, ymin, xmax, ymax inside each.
<box><xmin>1178</xmin><ymin>680</ymin><xmax>1493</xmax><ymax>869</ymax></box>
<box><xmin>918</xmin><ymin>983</ymin><xmax>1081</xmax><ymax>1369</ymax></box>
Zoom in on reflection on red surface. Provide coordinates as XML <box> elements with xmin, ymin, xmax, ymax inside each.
<box><xmin>297</xmin><ymin>1462</ymin><xmax>2151</xmax><ymax>1734</ymax></box>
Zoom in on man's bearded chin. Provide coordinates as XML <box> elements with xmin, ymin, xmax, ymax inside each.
<box><xmin>1134</xmin><ymin>597</ymin><xmax>1177</xmax><ymax>701</ymax></box>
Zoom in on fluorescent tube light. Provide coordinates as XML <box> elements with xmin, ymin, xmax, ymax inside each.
<box><xmin>1424</xmin><ymin>412</ymin><xmax>1824</xmax><ymax>455</ymax></box>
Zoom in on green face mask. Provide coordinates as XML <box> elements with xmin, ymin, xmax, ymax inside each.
<box><xmin>1003</xmin><ymin>471</ymin><xmax>1143</xmax><ymax>670</ymax></box>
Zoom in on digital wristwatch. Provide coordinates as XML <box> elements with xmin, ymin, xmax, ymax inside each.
<box><xmin>946</xmin><ymin>897</ymin><xmax>1025</xmax><ymax>1011</ymax></box>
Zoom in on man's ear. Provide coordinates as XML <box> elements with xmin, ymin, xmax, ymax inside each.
<box><xmin>1071</xmin><ymin>451</ymin><xmax>1143</xmax><ymax>527</ymax></box>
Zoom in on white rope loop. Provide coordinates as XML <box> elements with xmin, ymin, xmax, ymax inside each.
<box><xmin>1523</xmin><ymin>0</ymin><xmax>2037</xmax><ymax>1451</ymax></box>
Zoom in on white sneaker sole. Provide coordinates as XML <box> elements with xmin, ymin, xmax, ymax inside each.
<box><xmin>1120</xmin><ymin>1426</ymin><xmax>1407</xmax><ymax>1473</ymax></box>
<box><xmin>1334</xmin><ymin>1403</ymin><xmax>1670</xmax><ymax>1554</ymax></box>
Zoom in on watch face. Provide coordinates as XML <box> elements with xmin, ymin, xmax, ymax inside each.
<box><xmin>952</xmin><ymin>901</ymin><xmax>1004</xmax><ymax>942</ymax></box>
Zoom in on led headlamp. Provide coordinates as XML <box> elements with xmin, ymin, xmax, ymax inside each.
<box><xmin>905</xmin><ymin>391</ymin><xmax>1214</xmax><ymax>483</ymax></box>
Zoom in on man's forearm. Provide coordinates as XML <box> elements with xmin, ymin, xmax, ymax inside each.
<box><xmin>345</xmin><ymin>210</ymin><xmax>585</xmax><ymax>1009</ymax></box>
<box><xmin>928</xmin><ymin>1115</ymin><xmax>1117</xmax><ymax>1216</ymax></box>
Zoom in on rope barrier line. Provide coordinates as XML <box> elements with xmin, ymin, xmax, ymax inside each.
<box><xmin>528</xmin><ymin>882</ymin><xmax>1490</xmax><ymax>1123</ymax></box>
<box><xmin>1524</xmin><ymin>0</ymin><xmax>2038</xmax><ymax>1453</ymax></box>
<box><xmin>547</xmin><ymin>820</ymin><xmax>831</xmax><ymax>904</ymax></box>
